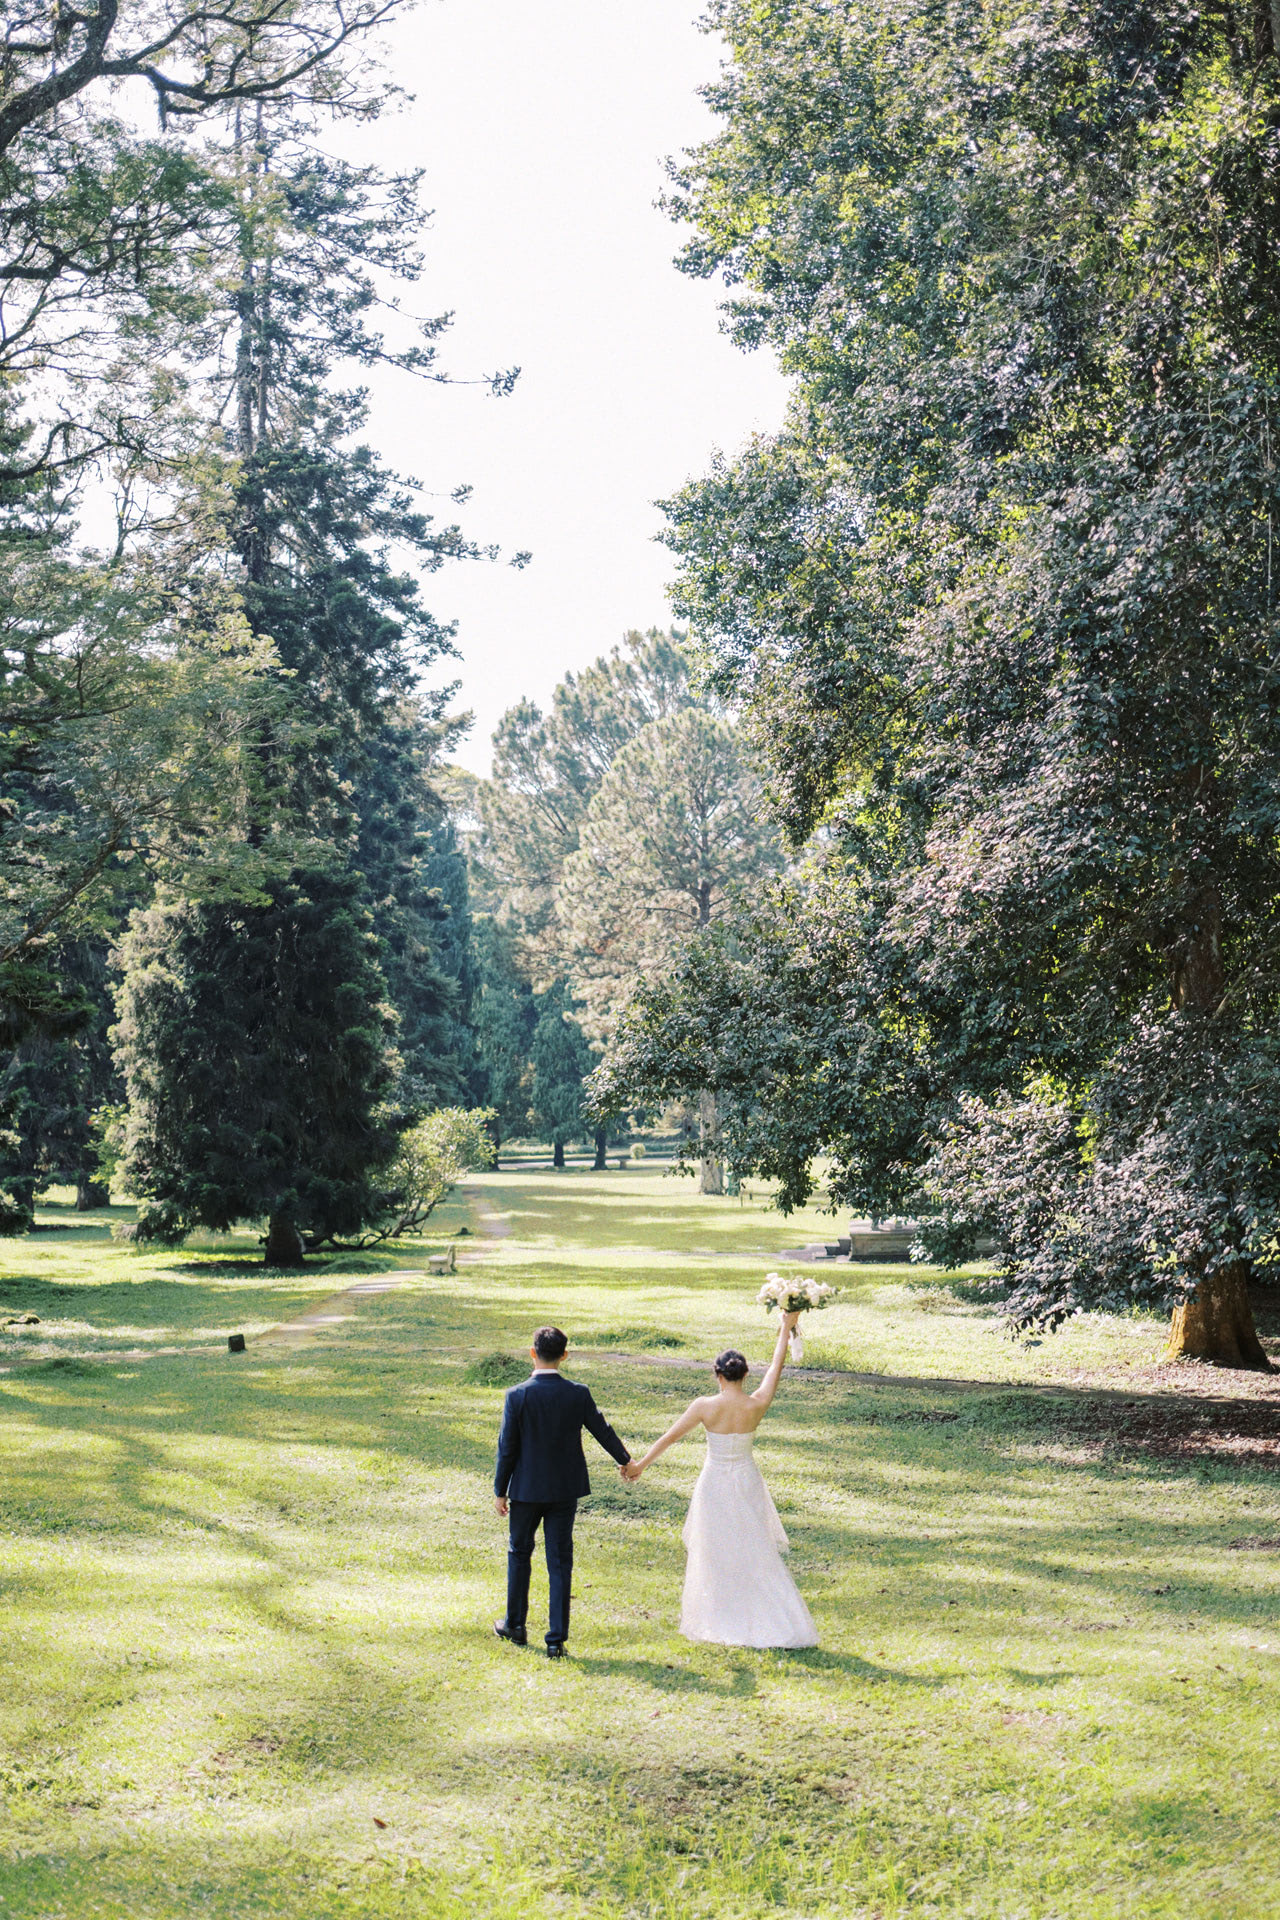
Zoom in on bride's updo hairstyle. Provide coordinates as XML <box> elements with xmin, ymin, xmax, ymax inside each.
<box><xmin>714</xmin><ymin>1349</ymin><xmax>749</xmax><ymax>1382</ymax></box>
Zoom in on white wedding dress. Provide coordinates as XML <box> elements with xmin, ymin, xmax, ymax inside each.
<box><xmin>680</xmin><ymin>1431</ymin><xmax>818</xmax><ymax>1648</ymax></box>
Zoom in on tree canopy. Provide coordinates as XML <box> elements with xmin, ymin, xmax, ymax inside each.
<box><xmin>600</xmin><ymin>0</ymin><xmax>1280</xmax><ymax>1365</ymax></box>
<box><xmin>557</xmin><ymin>706</ymin><xmax>782</xmax><ymax>1047</ymax></box>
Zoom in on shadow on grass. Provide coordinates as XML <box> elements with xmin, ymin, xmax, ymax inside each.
<box><xmin>573</xmin><ymin>1655</ymin><xmax>761</xmax><ymax>1697</ymax></box>
<box><xmin>0</xmin><ymin>1272</ymin><xmax>325</xmax><ymax>1343</ymax></box>
<box><xmin>5</xmin><ymin>1304</ymin><xmax>1278</xmax><ymax>1675</ymax></box>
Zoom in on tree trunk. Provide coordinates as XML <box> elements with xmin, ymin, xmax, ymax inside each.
<box><xmin>264</xmin><ymin>1213</ymin><xmax>305</xmax><ymax>1266</ymax></box>
<box><xmin>1161</xmin><ymin>874</ymin><xmax>1269</xmax><ymax>1365</ymax></box>
<box><xmin>1166</xmin><ymin>1264</ymin><xmax>1272</xmax><ymax>1370</ymax></box>
<box><xmin>1171</xmin><ymin>879</ymin><xmax>1226</xmax><ymax>1013</ymax></box>
<box><xmin>552</xmin><ymin>1139</ymin><xmax>565</xmax><ymax>1169</ymax></box>
<box><xmin>593</xmin><ymin>1126</ymin><xmax>607</xmax><ymax>1171</ymax></box>
<box><xmin>75</xmin><ymin>1179</ymin><xmax>109</xmax><ymax>1211</ymax></box>
<box><xmin>699</xmin><ymin>1089</ymin><xmax>723</xmax><ymax>1195</ymax></box>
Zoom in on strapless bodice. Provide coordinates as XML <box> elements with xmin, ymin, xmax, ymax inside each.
<box><xmin>705</xmin><ymin>1430</ymin><xmax>756</xmax><ymax>1460</ymax></box>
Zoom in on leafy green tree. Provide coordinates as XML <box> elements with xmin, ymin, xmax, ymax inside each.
<box><xmin>0</xmin><ymin>0</ymin><xmax>418</xmax><ymax>1038</ymax></box>
<box><xmin>0</xmin><ymin>936</ymin><xmax>120</xmax><ymax>1232</ymax></box>
<box><xmin>345</xmin><ymin>1105</ymin><xmax>495</xmax><ymax>1244</ymax></box>
<box><xmin>646</xmin><ymin>0</ymin><xmax>1280</xmax><ymax>1365</ymax></box>
<box><xmin>115</xmin><ymin>870</ymin><xmax>399</xmax><ymax>1262</ymax></box>
<box><xmin>0</xmin><ymin>0</ymin><xmax>404</xmax><ymax>158</ymax></box>
<box><xmin>4</xmin><ymin>939</ymin><xmax>122</xmax><ymax>1217</ymax></box>
<box><xmin>0</xmin><ymin>0</ymin><xmax>414</xmax><ymax>486</ymax></box>
<box><xmin>0</xmin><ymin>434</ymin><xmax>278</xmax><ymax>1050</ymax></box>
<box><xmin>466</xmin><ymin>632</ymin><xmax>699</xmax><ymax>1166</ymax></box>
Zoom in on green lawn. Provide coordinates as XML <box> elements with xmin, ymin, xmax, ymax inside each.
<box><xmin>1</xmin><ymin>1167</ymin><xmax>1278</xmax><ymax>1918</ymax></box>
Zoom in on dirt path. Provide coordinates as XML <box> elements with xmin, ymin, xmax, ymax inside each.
<box><xmin>255</xmin><ymin>1271</ymin><xmax>422</xmax><ymax>1345</ymax></box>
<box><xmin>459</xmin><ymin>1184</ymin><xmax>511</xmax><ymax>1248</ymax></box>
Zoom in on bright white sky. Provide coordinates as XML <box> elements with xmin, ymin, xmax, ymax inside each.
<box><xmin>352</xmin><ymin>0</ymin><xmax>788</xmax><ymax>774</ymax></box>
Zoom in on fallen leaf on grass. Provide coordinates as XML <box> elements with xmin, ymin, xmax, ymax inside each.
<box><xmin>372</xmin><ymin>1816</ymin><xmax>388</xmax><ymax>1829</ymax></box>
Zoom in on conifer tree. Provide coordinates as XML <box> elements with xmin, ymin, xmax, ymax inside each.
<box><xmin>471</xmin><ymin>918</ymin><xmax>536</xmax><ymax>1166</ymax></box>
<box><xmin>116</xmin><ymin>111</ymin><xmax>500</xmax><ymax>1257</ymax></box>
<box><xmin>529</xmin><ymin>984</ymin><xmax>595</xmax><ymax>1169</ymax></box>
<box><xmin>558</xmin><ymin>708</ymin><xmax>782</xmax><ymax>1191</ymax></box>
<box><xmin>115</xmin><ymin>872</ymin><xmax>398</xmax><ymax>1260</ymax></box>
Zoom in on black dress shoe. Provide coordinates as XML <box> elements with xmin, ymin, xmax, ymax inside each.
<box><xmin>493</xmin><ymin>1620</ymin><xmax>527</xmax><ymax>1646</ymax></box>
<box><xmin>545</xmin><ymin>1642</ymin><xmax>567</xmax><ymax>1659</ymax></box>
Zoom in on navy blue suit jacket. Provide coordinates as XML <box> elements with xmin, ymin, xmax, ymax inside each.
<box><xmin>494</xmin><ymin>1370</ymin><xmax>630</xmax><ymax>1502</ymax></box>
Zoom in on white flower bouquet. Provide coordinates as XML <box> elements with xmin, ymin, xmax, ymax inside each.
<box><xmin>756</xmin><ymin>1272</ymin><xmax>837</xmax><ymax>1362</ymax></box>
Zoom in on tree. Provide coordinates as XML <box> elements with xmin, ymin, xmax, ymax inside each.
<box><xmin>529</xmin><ymin>984</ymin><xmax>595</xmax><ymax>1169</ymax></box>
<box><xmin>115</xmin><ymin>870</ymin><xmax>399</xmax><ymax>1262</ymax></box>
<box><xmin>0</xmin><ymin>0</ymin><xmax>425</xmax><ymax>1043</ymax></box>
<box><xmin>650</xmin><ymin>0</ymin><xmax>1280</xmax><ymax>1364</ymax></box>
<box><xmin>1</xmin><ymin>938</ymin><xmax>123</xmax><ymax>1220</ymax></box>
<box><xmin>0</xmin><ymin>0</ymin><xmax>406</xmax><ymax>157</ymax></box>
<box><xmin>343</xmin><ymin>1105</ymin><xmax>495</xmax><ymax>1244</ymax></box>
<box><xmin>353</xmin><ymin>705</ymin><xmax>478</xmax><ymax>1112</ymax></box>
<box><xmin>471</xmin><ymin>917</ymin><xmax>536</xmax><ymax>1164</ymax></box>
<box><xmin>479</xmin><ymin>628</ymin><xmax>697</xmax><ymax>948</ymax></box>
<box><xmin>0</xmin><ymin>438</ymin><xmax>279</xmax><ymax>1049</ymax></box>
<box><xmin>465</xmin><ymin>631</ymin><xmax>700</xmax><ymax>1166</ymax></box>
<box><xmin>0</xmin><ymin>0</ymin><xmax>414</xmax><ymax>486</ymax></box>
<box><xmin>110</xmin><ymin>100</ymin><xmax>506</xmax><ymax>1252</ymax></box>
<box><xmin>592</xmin><ymin>863</ymin><xmax>928</xmax><ymax>1215</ymax></box>
<box><xmin>558</xmin><ymin>708</ymin><xmax>782</xmax><ymax>1190</ymax></box>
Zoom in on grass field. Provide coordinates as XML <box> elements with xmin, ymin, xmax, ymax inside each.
<box><xmin>1</xmin><ymin>1166</ymin><xmax>1279</xmax><ymax>1918</ymax></box>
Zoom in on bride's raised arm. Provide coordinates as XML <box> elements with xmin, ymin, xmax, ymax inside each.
<box><xmin>627</xmin><ymin>1397</ymin><xmax>711</xmax><ymax>1477</ymax></box>
<box><xmin>750</xmin><ymin>1310</ymin><xmax>800</xmax><ymax>1411</ymax></box>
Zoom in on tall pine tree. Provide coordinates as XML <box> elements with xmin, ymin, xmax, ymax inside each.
<box><xmin>117</xmin><ymin>111</ymin><xmax>499</xmax><ymax>1258</ymax></box>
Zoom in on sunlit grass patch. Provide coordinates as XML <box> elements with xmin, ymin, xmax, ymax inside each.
<box><xmin>0</xmin><ymin>1165</ymin><xmax>1276</xmax><ymax>1916</ymax></box>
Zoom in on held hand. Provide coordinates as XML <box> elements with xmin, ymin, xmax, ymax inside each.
<box><xmin>622</xmin><ymin>1459</ymin><xmax>644</xmax><ymax>1481</ymax></box>
<box><xmin>494</xmin><ymin>1495</ymin><xmax>508</xmax><ymax>1517</ymax></box>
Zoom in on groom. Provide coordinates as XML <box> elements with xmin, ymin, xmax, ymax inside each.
<box><xmin>493</xmin><ymin>1325</ymin><xmax>632</xmax><ymax>1658</ymax></box>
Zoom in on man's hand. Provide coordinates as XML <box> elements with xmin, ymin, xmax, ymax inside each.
<box><xmin>621</xmin><ymin>1459</ymin><xmax>643</xmax><ymax>1482</ymax></box>
<box><xmin>494</xmin><ymin>1495</ymin><xmax>508</xmax><ymax>1517</ymax></box>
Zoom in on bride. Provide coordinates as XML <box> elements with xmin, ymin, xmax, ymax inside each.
<box><xmin>624</xmin><ymin>1310</ymin><xmax>818</xmax><ymax>1649</ymax></box>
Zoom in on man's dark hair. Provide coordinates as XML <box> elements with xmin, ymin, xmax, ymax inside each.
<box><xmin>533</xmin><ymin>1326</ymin><xmax>568</xmax><ymax>1361</ymax></box>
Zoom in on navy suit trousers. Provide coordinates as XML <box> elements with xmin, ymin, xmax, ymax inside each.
<box><xmin>506</xmin><ymin>1499</ymin><xmax>577</xmax><ymax>1647</ymax></box>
